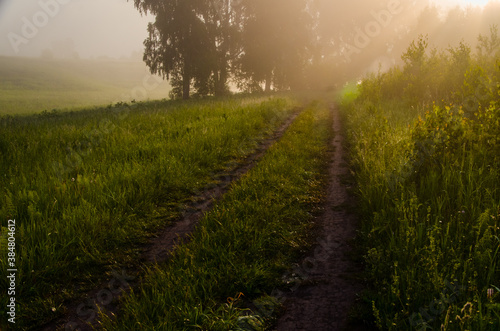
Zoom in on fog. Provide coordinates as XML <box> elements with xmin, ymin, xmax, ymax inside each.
<box><xmin>307</xmin><ymin>0</ymin><xmax>500</xmax><ymax>87</ymax></box>
<box><xmin>0</xmin><ymin>0</ymin><xmax>499</xmax><ymax>93</ymax></box>
<box><xmin>0</xmin><ymin>0</ymin><xmax>153</xmax><ymax>59</ymax></box>
<box><xmin>0</xmin><ymin>0</ymin><xmax>494</xmax><ymax>60</ymax></box>
<box><xmin>439</xmin><ymin>0</ymin><xmax>491</xmax><ymax>7</ymax></box>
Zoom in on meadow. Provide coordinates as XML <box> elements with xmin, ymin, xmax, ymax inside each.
<box><xmin>339</xmin><ymin>31</ymin><xmax>500</xmax><ymax>329</ymax></box>
<box><xmin>0</xmin><ymin>56</ymin><xmax>171</xmax><ymax>115</ymax></box>
<box><xmin>1</xmin><ymin>27</ymin><xmax>499</xmax><ymax>331</ymax></box>
<box><xmin>99</xmin><ymin>102</ymin><xmax>331</xmax><ymax>330</ymax></box>
<box><xmin>0</xmin><ymin>96</ymin><xmax>301</xmax><ymax>329</ymax></box>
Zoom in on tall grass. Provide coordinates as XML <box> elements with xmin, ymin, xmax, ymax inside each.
<box><xmin>340</xmin><ymin>32</ymin><xmax>500</xmax><ymax>330</ymax></box>
<box><xmin>99</xmin><ymin>102</ymin><xmax>331</xmax><ymax>330</ymax></box>
<box><xmin>0</xmin><ymin>96</ymin><xmax>296</xmax><ymax>329</ymax></box>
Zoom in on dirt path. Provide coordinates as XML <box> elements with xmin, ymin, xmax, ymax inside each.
<box><xmin>143</xmin><ymin>109</ymin><xmax>302</xmax><ymax>264</ymax></box>
<box><xmin>274</xmin><ymin>105</ymin><xmax>369</xmax><ymax>331</ymax></box>
<box><xmin>41</xmin><ymin>110</ymin><xmax>301</xmax><ymax>331</ymax></box>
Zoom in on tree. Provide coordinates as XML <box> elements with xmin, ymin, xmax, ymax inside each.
<box><xmin>401</xmin><ymin>35</ymin><xmax>429</xmax><ymax>102</ymax></box>
<box><xmin>197</xmin><ymin>0</ymin><xmax>245</xmax><ymax>97</ymax></box>
<box><xmin>133</xmin><ymin>0</ymin><xmax>211</xmax><ymax>99</ymax></box>
<box><xmin>133</xmin><ymin>0</ymin><xmax>245</xmax><ymax>99</ymax></box>
<box><xmin>237</xmin><ymin>0</ymin><xmax>311</xmax><ymax>92</ymax></box>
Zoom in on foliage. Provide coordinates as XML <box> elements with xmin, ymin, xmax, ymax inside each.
<box><xmin>357</xmin><ymin>27</ymin><xmax>500</xmax><ymax>109</ymax></box>
<box><xmin>340</xmin><ymin>32</ymin><xmax>500</xmax><ymax>330</ymax></box>
<box><xmin>236</xmin><ymin>0</ymin><xmax>311</xmax><ymax>92</ymax></box>
<box><xmin>134</xmin><ymin>0</ymin><xmax>218</xmax><ymax>99</ymax></box>
<box><xmin>133</xmin><ymin>0</ymin><xmax>312</xmax><ymax>98</ymax></box>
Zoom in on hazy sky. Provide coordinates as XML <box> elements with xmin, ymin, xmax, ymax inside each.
<box><xmin>437</xmin><ymin>0</ymin><xmax>491</xmax><ymax>6</ymax></box>
<box><xmin>0</xmin><ymin>0</ymin><xmax>494</xmax><ymax>59</ymax></box>
<box><xmin>0</xmin><ymin>0</ymin><xmax>152</xmax><ymax>58</ymax></box>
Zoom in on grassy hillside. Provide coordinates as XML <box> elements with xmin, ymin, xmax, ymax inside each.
<box><xmin>339</xmin><ymin>33</ymin><xmax>500</xmax><ymax>330</ymax></box>
<box><xmin>0</xmin><ymin>56</ymin><xmax>171</xmax><ymax>115</ymax></box>
<box><xmin>0</xmin><ymin>96</ymin><xmax>297</xmax><ymax>329</ymax></box>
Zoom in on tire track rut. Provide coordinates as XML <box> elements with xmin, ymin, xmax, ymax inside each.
<box><xmin>41</xmin><ymin>108</ymin><xmax>302</xmax><ymax>331</ymax></box>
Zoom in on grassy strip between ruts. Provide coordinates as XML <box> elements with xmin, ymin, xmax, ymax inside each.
<box><xmin>0</xmin><ymin>96</ymin><xmax>297</xmax><ymax>329</ymax></box>
<box><xmin>99</xmin><ymin>102</ymin><xmax>331</xmax><ymax>330</ymax></box>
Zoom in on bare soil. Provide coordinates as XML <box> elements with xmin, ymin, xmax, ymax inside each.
<box><xmin>41</xmin><ymin>109</ymin><xmax>301</xmax><ymax>331</ymax></box>
<box><xmin>274</xmin><ymin>106</ymin><xmax>371</xmax><ymax>331</ymax></box>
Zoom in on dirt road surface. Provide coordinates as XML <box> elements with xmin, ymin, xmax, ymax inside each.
<box><xmin>274</xmin><ymin>106</ymin><xmax>371</xmax><ymax>331</ymax></box>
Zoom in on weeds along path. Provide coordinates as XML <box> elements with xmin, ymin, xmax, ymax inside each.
<box><xmin>275</xmin><ymin>105</ymin><xmax>367</xmax><ymax>331</ymax></box>
<box><xmin>42</xmin><ymin>109</ymin><xmax>302</xmax><ymax>331</ymax></box>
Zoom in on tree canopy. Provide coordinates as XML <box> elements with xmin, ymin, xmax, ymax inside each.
<box><xmin>131</xmin><ymin>0</ymin><xmax>500</xmax><ymax>98</ymax></box>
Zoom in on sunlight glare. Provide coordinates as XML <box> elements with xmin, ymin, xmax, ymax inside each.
<box><xmin>431</xmin><ymin>0</ymin><xmax>492</xmax><ymax>8</ymax></box>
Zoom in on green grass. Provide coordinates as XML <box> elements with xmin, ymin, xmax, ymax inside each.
<box><xmin>0</xmin><ymin>56</ymin><xmax>172</xmax><ymax>115</ymax></box>
<box><xmin>340</xmin><ymin>84</ymin><xmax>500</xmax><ymax>330</ymax></box>
<box><xmin>338</xmin><ymin>32</ymin><xmax>500</xmax><ymax>329</ymax></box>
<box><xmin>99</xmin><ymin>102</ymin><xmax>331</xmax><ymax>330</ymax></box>
<box><xmin>0</xmin><ymin>96</ymin><xmax>298</xmax><ymax>329</ymax></box>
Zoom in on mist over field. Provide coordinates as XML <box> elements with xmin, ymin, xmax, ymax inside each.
<box><xmin>0</xmin><ymin>1</ymin><xmax>499</xmax><ymax>330</ymax></box>
<box><xmin>0</xmin><ymin>56</ymin><xmax>171</xmax><ymax>115</ymax></box>
<box><xmin>0</xmin><ymin>0</ymin><xmax>151</xmax><ymax>59</ymax></box>
<box><xmin>0</xmin><ymin>0</ymin><xmax>495</xmax><ymax>59</ymax></box>
<box><xmin>310</xmin><ymin>0</ymin><xmax>500</xmax><ymax>84</ymax></box>
<box><xmin>0</xmin><ymin>0</ymin><xmax>498</xmax><ymax>107</ymax></box>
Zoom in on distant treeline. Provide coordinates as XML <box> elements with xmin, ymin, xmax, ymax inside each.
<box><xmin>360</xmin><ymin>26</ymin><xmax>500</xmax><ymax>111</ymax></box>
<box><xmin>132</xmin><ymin>0</ymin><xmax>500</xmax><ymax>99</ymax></box>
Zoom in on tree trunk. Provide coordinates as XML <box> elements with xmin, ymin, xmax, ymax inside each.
<box><xmin>219</xmin><ymin>65</ymin><xmax>227</xmax><ymax>95</ymax></box>
<box><xmin>182</xmin><ymin>70</ymin><xmax>190</xmax><ymax>100</ymax></box>
<box><xmin>265</xmin><ymin>72</ymin><xmax>272</xmax><ymax>92</ymax></box>
<box><xmin>217</xmin><ymin>0</ymin><xmax>230</xmax><ymax>97</ymax></box>
<box><xmin>215</xmin><ymin>64</ymin><xmax>227</xmax><ymax>97</ymax></box>
<box><xmin>214</xmin><ymin>70</ymin><xmax>220</xmax><ymax>97</ymax></box>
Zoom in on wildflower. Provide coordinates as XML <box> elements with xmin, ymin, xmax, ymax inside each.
<box><xmin>487</xmin><ymin>288</ymin><xmax>494</xmax><ymax>300</ymax></box>
<box><xmin>71</xmin><ymin>178</ymin><xmax>75</xmax><ymax>182</ymax></box>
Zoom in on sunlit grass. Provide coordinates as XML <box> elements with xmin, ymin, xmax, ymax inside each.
<box><xmin>0</xmin><ymin>96</ymin><xmax>297</xmax><ymax>329</ymax></box>
<box><xmin>99</xmin><ymin>102</ymin><xmax>331</xmax><ymax>330</ymax></box>
<box><xmin>341</xmin><ymin>87</ymin><xmax>500</xmax><ymax>329</ymax></box>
